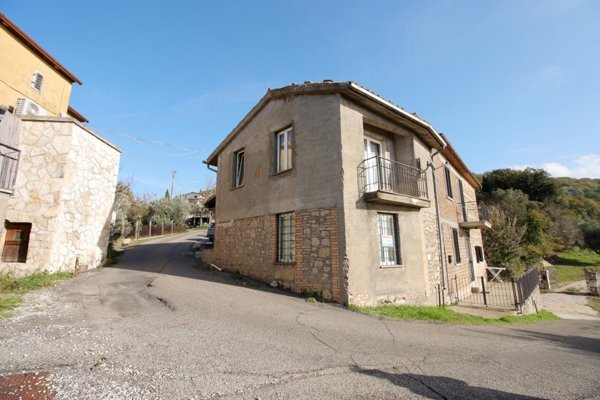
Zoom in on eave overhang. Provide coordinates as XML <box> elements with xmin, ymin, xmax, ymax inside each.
<box><xmin>0</xmin><ymin>12</ymin><xmax>82</xmax><ymax>85</ymax></box>
<box><xmin>204</xmin><ymin>81</ymin><xmax>448</xmax><ymax>166</ymax></box>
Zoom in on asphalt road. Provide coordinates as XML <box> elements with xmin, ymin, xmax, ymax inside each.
<box><xmin>1</xmin><ymin>231</ymin><xmax>599</xmax><ymax>399</ymax></box>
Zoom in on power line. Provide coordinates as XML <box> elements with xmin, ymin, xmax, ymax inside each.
<box><xmin>101</xmin><ymin>130</ymin><xmax>209</xmax><ymax>157</ymax></box>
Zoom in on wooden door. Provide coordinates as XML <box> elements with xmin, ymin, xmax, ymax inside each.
<box><xmin>2</xmin><ymin>222</ymin><xmax>31</xmax><ymax>262</ymax></box>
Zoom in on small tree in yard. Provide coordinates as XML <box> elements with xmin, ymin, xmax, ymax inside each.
<box><xmin>482</xmin><ymin>204</ymin><xmax>528</xmax><ymax>277</ymax></box>
<box><xmin>111</xmin><ymin>181</ymin><xmax>134</xmax><ymax>239</ymax></box>
<box><xmin>148</xmin><ymin>196</ymin><xmax>190</xmax><ymax>225</ymax></box>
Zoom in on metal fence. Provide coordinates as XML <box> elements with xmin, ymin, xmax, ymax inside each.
<box><xmin>457</xmin><ymin>201</ymin><xmax>490</xmax><ymax>223</ymax></box>
<box><xmin>130</xmin><ymin>221</ymin><xmax>187</xmax><ymax>240</ymax></box>
<box><xmin>447</xmin><ymin>268</ymin><xmax>539</xmax><ymax>313</ymax></box>
<box><xmin>357</xmin><ymin>156</ymin><xmax>428</xmax><ymax>200</ymax></box>
<box><xmin>0</xmin><ymin>143</ymin><xmax>20</xmax><ymax>191</ymax></box>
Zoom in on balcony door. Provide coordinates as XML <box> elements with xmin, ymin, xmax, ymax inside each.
<box><xmin>364</xmin><ymin>138</ymin><xmax>382</xmax><ymax>192</ymax></box>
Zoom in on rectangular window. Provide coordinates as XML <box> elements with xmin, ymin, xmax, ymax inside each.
<box><xmin>475</xmin><ymin>246</ymin><xmax>484</xmax><ymax>263</ymax></box>
<box><xmin>2</xmin><ymin>222</ymin><xmax>32</xmax><ymax>263</ymax></box>
<box><xmin>32</xmin><ymin>72</ymin><xmax>44</xmax><ymax>92</ymax></box>
<box><xmin>233</xmin><ymin>149</ymin><xmax>245</xmax><ymax>188</ymax></box>
<box><xmin>444</xmin><ymin>165</ymin><xmax>453</xmax><ymax>198</ymax></box>
<box><xmin>277</xmin><ymin>212</ymin><xmax>295</xmax><ymax>263</ymax></box>
<box><xmin>452</xmin><ymin>228</ymin><xmax>461</xmax><ymax>264</ymax></box>
<box><xmin>276</xmin><ymin>127</ymin><xmax>292</xmax><ymax>172</ymax></box>
<box><xmin>378</xmin><ymin>213</ymin><xmax>401</xmax><ymax>266</ymax></box>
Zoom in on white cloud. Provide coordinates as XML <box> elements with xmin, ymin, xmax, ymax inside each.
<box><xmin>511</xmin><ymin>154</ymin><xmax>600</xmax><ymax>178</ymax></box>
<box><xmin>542</xmin><ymin>162</ymin><xmax>572</xmax><ymax>177</ymax></box>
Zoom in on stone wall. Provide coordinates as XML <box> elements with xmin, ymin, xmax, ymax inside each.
<box><xmin>214</xmin><ymin>207</ymin><xmax>342</xmax><ymax>302</ymax></box>
<box><xmin>420</xmin><ymin>210</ymin><xmax>442</xmax><ymax>298</ymax></box>
<box><xmin>520</xmin><ymin>286</ymin><xmax>542</xmax><ymax>315</ymax></box>
<box><xmin>1</xmin><ymin>117</ymin><xmax>120</xmax><ymax>275</ymax></box>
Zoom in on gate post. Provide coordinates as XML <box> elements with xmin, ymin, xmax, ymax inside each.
<box><xmin>453</xmin><ymin>275</ymin><xmax>459</xmax><ymax>304</ymax></box>
<box><xmin>135</xmin><ymin>220</ymin><xmax>139</xmax><ymax>240</ymax></box>
<box><xmin>511</xmin><ymin>278</ymin><xmax>520</xmax><ymax>312</ymax></box>
<box><xmin>149</xmin><ymin>221</ymin><xmax>152</xmax><ymax>237</ymax></box>
<box><xmin>480</xmin><ymin>276</ymin><xmax>488</xmax><ymax>307</ymax></box>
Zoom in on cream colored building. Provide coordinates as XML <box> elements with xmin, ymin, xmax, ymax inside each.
<box><xmin>0</xmin><ymin>12</ymin><xmax>121</xmax><ymax>275</ymax></box>
<box><xmin>205</xmin><ymin>81</ymin><xmax>491</xmax><ymax>306</ymax></box>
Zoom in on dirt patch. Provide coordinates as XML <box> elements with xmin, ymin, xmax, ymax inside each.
<box><xmin>0</xmin><ymin>372</ymin><xmax>54</xmax><ymax>399</ymax></box>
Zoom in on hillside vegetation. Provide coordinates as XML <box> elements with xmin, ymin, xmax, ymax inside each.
<box><xmin>477</xmin><ymin>168</ymin><xmax>600</xmax><ymax>277</ymax></box>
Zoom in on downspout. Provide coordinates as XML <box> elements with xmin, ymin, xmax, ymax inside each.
<box><xmin>202</xmin><ymin>160</ymin><xmax>217</xmax><ymax>173</ymax></box>
<box><xmin>427</xmin><ymin>146</ymin><xmax>448</xmax><ymax>294</ymax></box>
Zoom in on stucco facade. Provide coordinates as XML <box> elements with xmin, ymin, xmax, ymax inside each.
<box><xmin>0</xmin><ymin>12</ymin><xmax>81</xmax><ymax>117</ymax></box>
<box><xmin>0</xmin><ymin>114</ymin><xmax>120</xmax><ymax>276</ymax></box>
<box><xmin>206</xmin><ymin>81</ymin><xmax>489</xmax><ymax>306</ymax></box>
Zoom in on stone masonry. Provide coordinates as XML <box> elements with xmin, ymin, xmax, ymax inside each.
<box><xmin>0</xmin><ymin>116</ymin><xmax>120</xmax><ymax>276</ymax></box>
<box><xmin>215</xmin><ymin>207</ymin><xmax>342</xmax><ymax>302</ymax></box>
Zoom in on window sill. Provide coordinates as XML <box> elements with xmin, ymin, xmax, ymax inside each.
<box><xmin>231</xmin><ymin>184</ymin><xmax>244</xmax><ymax>190</ymax></box>
<box><xmin>274</xmin><ymin>262</ymin><xmax>296</xmax><ymax>266</ymax></box>
<box><xmin>272</xmin><ymin>168</ymin><xmax>293</xmax><ymax>177</ymax></box>
<box><xmin>380</xmin><ymin>264</ymin><xmax>403</xmax><ymax>269</ymax></box>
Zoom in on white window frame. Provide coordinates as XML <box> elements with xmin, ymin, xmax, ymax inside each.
<box><xmin>277</xmin><ymin>212</ymin><xmax>295</xmax><ymax>263</ymax></box>
<box><xmin>31</xmin><ymin>71</ymin><xmax>44</xmax><ymax>92</ymax></box>
<box><xmin>233</xmin><ymin>149</ymin><xmax>245</xmax><ymax>188</ymax></box>
<box><xmin>378</xmin><ymin>213</ymin><xmax>401</xmax><ymax>267</ymax></box>
<box><xmin>275</xmin><ymin>127</ymin><xmax>292</xmax><ymax>172</ymax></box>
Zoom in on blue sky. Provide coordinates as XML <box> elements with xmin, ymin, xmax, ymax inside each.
<box><xmin>4</xmin><ymin>1</ymin><xmax>600</xmax><ymax>196</ymax></box>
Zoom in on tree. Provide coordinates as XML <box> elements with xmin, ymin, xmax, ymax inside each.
<box><xmin>486</xmin><ymin>188</ymin><xmax>551</xmax><ymax>263</ymax></box>
<box><xmin>481</xmin><ymin>168</ymin><xmax>557</xmax><ymax>202</ymax></box>
<box><xmin>482</xmin><ymin>204</ymin><xmax>528</xmax><ymax>276</ymax></box>
<box><xmin>148</xmin><ymin>196</ymin><xmax>190</xmax><ymax>224</ymax></box>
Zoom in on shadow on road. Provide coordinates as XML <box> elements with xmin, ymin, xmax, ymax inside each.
<box><xmin>352</xmin><ymin>367</ymin><xmax>549</xmax><ymax>400</ymax></box>
<box><xmin>511</xmin><ymin>330</ymin><xmax>600</xmax><ymax>355</ymax></box>
<box><xmin>107</xmin><ymin>235</ymin><xmax>302</xmax><ymax>301</ymax></box>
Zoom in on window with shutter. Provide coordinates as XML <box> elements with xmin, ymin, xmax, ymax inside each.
<box><xmin>32</xmin><ymin>72</ymin><xmax>44</xmax><ymax>92</ymax></box>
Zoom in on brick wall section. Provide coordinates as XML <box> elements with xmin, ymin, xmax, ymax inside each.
<box><xmin>215</xmin><ymin>207</ymin><xmax>342</xmax><ymax>302</ymax></box>
<box><xmin>296</xmin><ymin>208</ymin><xmax>341</xmax><ymax>301</ymax></box>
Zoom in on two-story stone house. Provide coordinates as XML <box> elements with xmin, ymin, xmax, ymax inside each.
<box><xmin>0</xmin><ymin>12</ymin><xmax>121</xmax><ymax>276</ymax></box>
<box><xmin>205</xmin><ymin>81</ymin><xmax>490</xmax><ymax>306</ymax></box>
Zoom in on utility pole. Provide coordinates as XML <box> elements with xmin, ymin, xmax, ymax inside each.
<box><xmin>171</xmin><ymin>170</ymin><xmax>176</xmax><ymax>197</ymax></box>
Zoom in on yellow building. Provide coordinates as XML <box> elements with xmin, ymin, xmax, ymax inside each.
<box><xmin>0</xmin><ymin>12</ymin><xmax>87</xmax><ymax>122</ymax></box>
<box><xmin>0</xmin><ymin>12</ymin><xmax>120</xmax><ymax>277</ymax></box>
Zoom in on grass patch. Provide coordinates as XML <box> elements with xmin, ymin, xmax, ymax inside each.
<box><xmin>0</xmin><ymin>272</ymin><xmax>72</xmax><ymax>294</ymax></box>
<box><xmin>553</xmin><ymin>248</ymin><xmax>600</xmax><ymax>267</ymax></box>
<box><xmin>0</xmin><ymin>272</ymin><xmax>73</xmax><ymax>320</ymax></box>
<box><xmin>549</xmin><ymin>248</ymin><xmax>600</xmax><ymax>286</ymax></box>
<box><xmin>0</xmin><ymin>296</ymin><xmax>23</xmax><ymax>319</ymax></box>
<box><xmin>348</xmin><ymin>304</ymin><xmax>560</xmax><ymax>325</ymax></box>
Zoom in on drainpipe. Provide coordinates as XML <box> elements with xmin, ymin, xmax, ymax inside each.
<box><xmin>427</xmin><ymin>147</ymin><xmax>448</xmax><ymax>293</ymax></box>
<box><xmin>202</xmin><ymin>160</ymin><xmax>217</xmax><ymax>173</ymax></box>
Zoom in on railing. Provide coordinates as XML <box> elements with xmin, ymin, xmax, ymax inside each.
<box><xmin>357</xmin><ymin>156</ymin><xmax>428</xmax><ymax>200</ymax></box>
<box><xmin>447</xmin><ymin>267</ymin><xmax>540</xmax><ymax>313</ymax></box>
<box><xmin>457</xmin><ymin>201</ymin><xmax>490</xmax><ymax>223</ymax></box>
<box><xmin>0</xmin><ymin>143</ymin><xmax>20</xmax><ymax>192</ymax></box>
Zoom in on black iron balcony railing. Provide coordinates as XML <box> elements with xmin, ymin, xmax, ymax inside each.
<box><xmin>0</xmin><ymin>143</ymin><xmax>20</xmax><ymax>192</ymax></box>
<box><xmin>358</xmin><ymin>156</ymin><xmax>428</xmax><ymax>200</ymax></box>
<box><xmin>457</xmin><ymin>201</ymin><xmax>490</xmax><ymax>224</ymax></box>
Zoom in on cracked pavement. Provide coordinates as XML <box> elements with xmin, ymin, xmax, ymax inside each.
<box><xmin>1</xmin><ymin>231</ymin><xmax>599</xmax><ymax>399</ymax></box>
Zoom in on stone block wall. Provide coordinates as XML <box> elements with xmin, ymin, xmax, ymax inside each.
<box><xmin>214</xmin><ymin>207</ymin><xmax>343</xmax><ymax>302</ymax></box>
<box><xmin>420</xmin><ymin>210</ymin><xmax>442</xmax><ymax>298</ymax></box>
<box><xmin>1</xmin><ymin>117</ymin><xmax>120</xmax><ymax>276</ymax></box>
